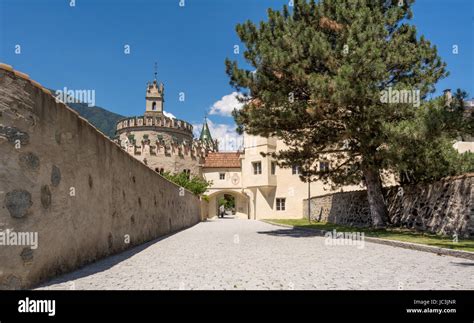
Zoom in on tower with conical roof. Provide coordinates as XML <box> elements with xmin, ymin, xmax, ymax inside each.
<box><xmin>200</xmin><ymin>117</ymin><xmax>218</xmax><ymax>152</ymax></box>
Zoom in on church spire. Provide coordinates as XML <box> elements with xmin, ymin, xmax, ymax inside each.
<box><xmin>200</xmin><ymin>117</ymin><xmax>218</xmax><ymax>152</ymax></box>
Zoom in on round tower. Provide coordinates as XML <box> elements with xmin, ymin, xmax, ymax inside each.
<box><xmin>115</xmin><ymin>67</ymin><xmax>213</xmax><ymax>176</ymax></box>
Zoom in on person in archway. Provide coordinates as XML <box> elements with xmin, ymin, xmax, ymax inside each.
<box><xmin>219</xmin><ymin>204</ymin><xmax>225</xmax><ymax>218</ymax></box>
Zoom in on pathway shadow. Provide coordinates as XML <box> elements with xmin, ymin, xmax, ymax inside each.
<box><xmin>257</xmin><ymin>228</ymin><xmax>325</xmax><ymax>238</ymax></box>
<box><xmin>205</xmin><ymin>216</ymin><xmax>237</xmax><ymax>222</ymax></box>
<box><xmin>36</xmin><ymin>229</ymin><xmax>183</xmax><ymax>289</ymax></box>
<box><xmin>450</xmin><ymin>261</ymin><xmax>474</xmax><ymax>267</ymax></box>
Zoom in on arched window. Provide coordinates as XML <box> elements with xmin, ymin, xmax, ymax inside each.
<box><xmin>152</xmin><ymin>102</ymin><xmax>156</xmax><ymax>110</ymax></box>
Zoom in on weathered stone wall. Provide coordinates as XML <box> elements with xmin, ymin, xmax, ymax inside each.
<box><xmin>0</xmin><ymin>65</ymin><xmax>201</xmax><ymax>289</ymax></box>
<box><xmin>303</xmin><ymin>190</ymin><xmax>371</xmax><ymax>227</ymax></box>
<box><xmin>303</xmin><ymin>174</ymin><xmax>473</xmax><ymax>237</ymax></box>
<box><xmin>385</xmin><ymin>174</ymin><xmax>473</xmax><ymax>237</ymax></box>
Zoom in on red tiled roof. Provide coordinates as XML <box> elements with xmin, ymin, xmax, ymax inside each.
<box><xmin>203</xmin><ymin>152</ymin><xmax>242</xmax><ymax>168</ymax></box>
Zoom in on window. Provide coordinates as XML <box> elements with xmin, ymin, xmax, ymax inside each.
<box><xmin>152</xmin><ymin>102</ymin><xmax>156</xmax><ymax>110</ymax></box>
<box><xmin>219</xmin><ymin>173</ymin><xmax>225</xmax><ymax>180</ymax></box>
<box><xmin>292</xmin><ymin>165</ymin><xmax>300</xmax><ymax>175</ymax></box>
<box><xmin>271</xmin><ymin>162</ymin><xmax>277</xmax><ymax>175</ymax></box>
<box><xmin>276</xmin><ymin>198</ymin><xmax>286</xmax><ymax>211</ymax></box>
<box><xmin>319</xmin><ymin>161</ymin><xmax>330</xmax><ymax>172</ymax></box>
<box><xmin>252</xmin><ymin>162</ymin><xmax>262</xmax><ymax>175</ymax></box>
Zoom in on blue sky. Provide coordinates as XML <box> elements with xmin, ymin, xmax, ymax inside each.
<box><xmin>1</xmin><ymin>0</ymin><xmax>473</xmax><ymax>149</ymax></box>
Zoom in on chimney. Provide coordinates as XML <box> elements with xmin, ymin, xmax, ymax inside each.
<box><xmin>443</xmin><ymin>89</ymin><xmax>452</xmax><ymax>106</ymax></box>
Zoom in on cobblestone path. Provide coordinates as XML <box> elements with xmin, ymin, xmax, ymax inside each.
<box><xmin>38</xmin><ymin>218</ymin><xmax>474</xmax><ymax>290</ymax></box>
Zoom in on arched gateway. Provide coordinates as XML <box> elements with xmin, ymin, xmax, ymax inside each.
<box><xmin>206</xmin><ymin>190</ymin><xmax>250</xmax><ymax>219</ymax></box>
<box><xmin>202</xmin><ymin>152</ymin><xmax>250</xmax><ymax>219</ymax></box>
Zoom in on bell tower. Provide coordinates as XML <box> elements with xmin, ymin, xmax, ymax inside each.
<box><xmin>145</xmin><ymin>63</ymin><xmax>164</xmax><ymax>117</ymax></box>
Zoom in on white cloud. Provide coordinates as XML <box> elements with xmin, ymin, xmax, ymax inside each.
<box><xmin>193</xmin><ymin>119</ymin><xmax>243</xmax><ymax>152</ymax></box>
<box><xmin>209</xmin><ymin>92</ymin><xmax>244</xmax><ymax>117</ymax></box>
<box><xmin>163</xmin><ymin>111</ymin><xmax>176</xmax><ymax>119</ymax></box>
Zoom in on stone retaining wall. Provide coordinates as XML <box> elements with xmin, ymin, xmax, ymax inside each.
<box><xmin>303</xmin><ymin>174</ymin><xmax>473</xmax><ymax>237</ymax></box>
<box><xmin>0</xmin><ymin>65</ymin><xmax>202</xmax><ymax>289</ymax></box>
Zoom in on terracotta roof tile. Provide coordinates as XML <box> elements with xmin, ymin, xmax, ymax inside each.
<box><xmin>203</xmin><ymin>152</ymin><xmax>242</xmax><ymax>168</ymax></box>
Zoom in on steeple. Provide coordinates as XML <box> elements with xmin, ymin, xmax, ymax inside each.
<box><xmin>200</xmin><ymin>117</ymin><xmax>218</xmax><ymax>152</ymax></box>
<box><xmin>145</xmin><ymin>62</ymin><xmax>164</xmax><ymax>117</ymax></box>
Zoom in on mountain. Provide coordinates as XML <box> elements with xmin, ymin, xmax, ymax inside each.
<box><xmin>68</xmin><ymin>102</ymin><xmax>124</xmax><ymax>138</ymax></box>
<box><xmin>49</xmin><ymin>89</ymin><xmax>124</xmax><ymax>138</ymax></box>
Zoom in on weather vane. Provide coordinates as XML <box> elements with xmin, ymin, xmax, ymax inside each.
<box><xmin>154</xmin><ymin>62</ymin><xmax>158</xmax><ymax>80</ymax></box>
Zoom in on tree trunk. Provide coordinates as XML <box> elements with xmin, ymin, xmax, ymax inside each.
<box><xmin>363</xmin><ymin>167</ymin><xmax>389</xmax><ymax>228</ymax></box>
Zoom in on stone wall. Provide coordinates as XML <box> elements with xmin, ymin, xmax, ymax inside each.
<box><xmin>303</xmin><ymin>190</ymin><xmax>371</xmax><ymax>227</ymax></box>
<box><xmin>303</xmin><ymin>174</ymin><xmax>473</xmax><ymax>237</ymax></box>
<box><xmin>0</xmin><ymin>65</ymin><xmax>202</xmax><ymax>289</ymax></box>
<box><xmin>386</xmin><ymin>174</ymin><xmax>473</xmax><ymax>237</ymax></box>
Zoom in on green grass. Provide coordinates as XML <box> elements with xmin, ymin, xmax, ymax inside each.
<box><xmin>266</xmin><ymin>219</ymin><xmax>474</xmax><ymax>252</ymax></box>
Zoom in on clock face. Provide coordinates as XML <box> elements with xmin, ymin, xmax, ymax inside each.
<box><xmin>231</xmin><ymin>174</ymin><xmax>240</xmax><ymax>185</ymax></box>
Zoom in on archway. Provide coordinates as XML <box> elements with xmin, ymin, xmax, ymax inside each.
<box><xmin>207</xmin><ymin>190</ymin><xmax>249</xmax><ymax>219</ymax></box>
<box><xmin>217</xmin><ymin>194</ymin><xmax>236</xmax><ymax>217</ymax></box>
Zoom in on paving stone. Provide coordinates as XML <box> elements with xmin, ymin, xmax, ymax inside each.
<box><xmin>37</xmin><ymin>218</ymin><xmax>474</xmax><ymax>290</ymax></box>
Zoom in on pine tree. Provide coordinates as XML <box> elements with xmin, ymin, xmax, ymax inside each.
<box><xmin>225</xmin><ymin>0</ymin><xmax>447</xmax><ymax>227</ymax></box>
<box><xmin>386</xmin><ymin>89</ymin><xmax>474</xmax><ymax>184</ymax></box>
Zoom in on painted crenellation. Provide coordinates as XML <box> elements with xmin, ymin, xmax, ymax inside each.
<box><xmin>116</xmin><ymin>116</ymin><xmax>208</xmax><ymax>160</ymax></box>
<box><xmin>117</xmin><ymin>136</ymin><xmax>209</xmax><ymax>175</ymax></box>
<box><xmin>116</xmin><ymin>115</ymin><xmax>194</xmax><ymax>135</ymax></box>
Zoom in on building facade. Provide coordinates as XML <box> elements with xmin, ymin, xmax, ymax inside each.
<box><xmin>202</xmin><ymin>94</ymin><xmax>474</xmax><ymax>220</ymax></box>
<box><xmin>202</xmin><ymin>135</ymin><xmax>365</xmax><ymax>220</ymax></box>
<box><xmin>117</xmin><ymin>81</ymin><xmax>474</xmax><ymax>220</ymax></box>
